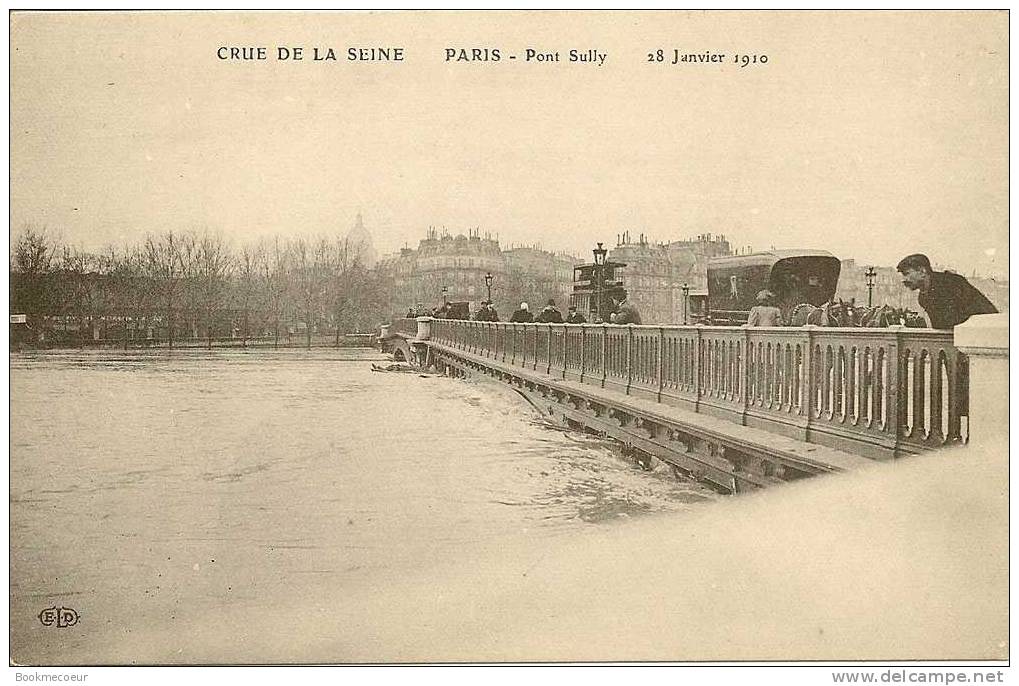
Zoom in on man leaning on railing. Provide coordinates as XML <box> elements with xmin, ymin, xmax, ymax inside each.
<box><xmin>896</xmin><ymin>253</ymin><xmax>997</xmax><ymax>329</ymax></box>
<box><xmin>896</xmin><ymin>252</ymin><xmax>997</xmax><ymax>424</ymax></box>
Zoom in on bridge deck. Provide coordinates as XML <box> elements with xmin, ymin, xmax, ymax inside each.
<box><xmin>428</xmin><ymin>341</ymin><xmax>873</xmax><ymax>475</ymax></box>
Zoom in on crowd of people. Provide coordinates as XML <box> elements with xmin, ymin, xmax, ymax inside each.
<box><xmin>404</xmin><ymin>253</ymin><xmax>996</xmax><ymax>332</ymax></box>
<box><xmin>406</xmin><ymin>294</ymin><xmax>642</xmax><ymax>325</ymax></box>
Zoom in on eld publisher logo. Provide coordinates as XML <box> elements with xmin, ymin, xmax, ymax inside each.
<box><xmin>38</xmin><ymin>606</ymin><xmax>79</xmax><ymax>628</ymax></box>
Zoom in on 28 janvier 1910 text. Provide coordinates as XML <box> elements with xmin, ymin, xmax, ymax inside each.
<box><xmin>648</xmin><ymin>49</ymin><xmax>769</xmax><ymax>67</ymax></box>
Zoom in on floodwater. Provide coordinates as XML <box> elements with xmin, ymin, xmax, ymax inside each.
<box><xmin>10</xmin><ymin>348</ymin><xmax>719</xmax><ymax>664</ymax></box>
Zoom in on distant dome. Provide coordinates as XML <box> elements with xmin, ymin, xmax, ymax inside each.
<box><xmin>346</xmin><ymin>212</ymin><xmax>377</xmax><ymax>268</ymax></box>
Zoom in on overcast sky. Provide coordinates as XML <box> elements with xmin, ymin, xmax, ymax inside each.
<box><xmin>10</xmin><ymin>11</ymin><xmax>1008</xmax><ymax>277</ymax></box>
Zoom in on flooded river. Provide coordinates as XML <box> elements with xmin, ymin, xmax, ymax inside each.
<box><xmin>10</xmin><ymin>348</ymin><xmax>719</xmax><ymax>664</ymax></box>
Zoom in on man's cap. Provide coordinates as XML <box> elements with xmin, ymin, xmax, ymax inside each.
<box><xmin>896</xmin><ymin>254</ymin><xmax>932</xmax><ymax>273</ymax></box>
<box><xmin>547</xmin><ymin>299</ymin><xmax>556</xmax><ymax>306</ymax></box>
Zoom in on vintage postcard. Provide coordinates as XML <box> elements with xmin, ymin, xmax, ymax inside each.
<box><xmin>8</xmin><ymin>10</ymin><xmax>1009</xmax><ymax>673</ymax></box>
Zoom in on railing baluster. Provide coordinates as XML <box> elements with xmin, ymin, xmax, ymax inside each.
<box><xmin>802</xmin><ymin>327</ymin><xmax>815</xmax><ymax>441</ymax></box>
<box><xmin>625</xmin><ymin>326</ymin><xmax>633</xmax><ymax>395</ymax></box>
<box><xmin>595</xmin><ymin>324</ymin><xmax>603</xmax><ymax>387</ymax></box>
<box><xmin>741</xmin><ymin>330</ymin><xmax>751</xmax><ymax>423</ymax></box>
<box><xmin>929</xmin><ymin>350</ymin><xmax>944</xmax><ymax>444</ymax></box>
<box><xmin>886</xmin><ymin>327</ymin><xmax>903</xmax><ymax>455</ymax></box>
<box><xmin>656</xmin><ymin>327</ymin><xmax>664</xmax><ymax>402</ymax></box>
<box><xmin>582</xmin><ymin>324</ymin><xmax>591</xmax><ymax>383</ymax></box>
<box><xmin>913</xmin><ymin>347</ymin><xmax>926</xmax><ymax>440</ymax></box>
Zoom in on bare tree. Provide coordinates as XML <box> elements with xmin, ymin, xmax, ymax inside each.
<box><xmin>235</xmin><ymin>243</ymin><xmax>265</xmax><ymax>347</ymax></box>
<box><xmin>259</xmin><ymin>237</ymin><xmax>290</xmax><ymax>348</ymax></box>
<box><xmin>193</xmin><ymin>231</ymin><xmax>234</xmax><ymax>349</ymax></box>
<box><xmin>11</xmin><ymin>224</ymin><xmax>60</xmax><ymax>334</ymax></box>
<box><xmin>177</xmin><ymin>234</ymin><xmax>201</xmax><ymax>342</ymax></box>
<box><xmin>12</xmin><ymin>223</ymin><xmax>57</xmax><ymax>275</ymax></box>
<box><xmin>142</xmin><ymin>231</ymin><xmax>188</xmax><ymax>349</ymax></box>
<box><xmin>59</xmin><ymin>246</ymin><xmax>100</xmax><ymax>347</ymax></box>
<box><xmin>327</xmin><ymin>238</ymin><xmax>359</xmax><ymax>347</ymax></box>
<box><xmin>350</xmin><ymin>267</ymin><xmax>391</xmax><ymax>333</ymax></box>
<box><xmin>104</xmin><ymin>246</ymin><xmax>146</xmax><ymax>348</ymax></box>
<box><xmin>288</xmin><ymin>236</ymin><xmax>332</xmax><ymax>349</ymax></box>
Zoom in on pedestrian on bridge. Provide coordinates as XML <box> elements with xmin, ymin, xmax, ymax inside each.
<box><xmin>896</xmin><ymin>253</ymin><xmax>997</xmax><ymax>329</ymax></box>
<box><xmin>746</xmin><ymin>290</ymin><xmax>784</xmax><ymax>327</ymax></box>
<box><xmin>566</xmin><ymin>305</ymin><xmax>587</xmax><ymax>324</ymax></box>
<box><xmin>510</xmin><ymin>302</ymin><xmax>533</xmax><ymax>323</ymax></box>
<box><xmin>537</xmin><ymin>299</ymin><xmax>564</xmax><ymax>323</ymax></box>
<box><xmin>610</xmin><ymin>294</ymin><xmax>641</xmax><ymax>325</ymax></box>
<box><xmin>474</xmin><ymin>301</ymin><xmax>499</xmax><ymax>322</ymax></box>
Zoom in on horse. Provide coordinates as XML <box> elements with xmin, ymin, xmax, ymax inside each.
<box><xmin>854</xmin><ymin>305</ymin><xmax>927</xmax><ymax>328</ymax></box>
<box><xmin>788</xmin><ymin>300</ymin><xmax>851</xmax><ymax>326</ymax></box>
<box><xmin>787</xmin><ymin>300</ymin><xmax>926</xmax><ymax>328</ymax></box>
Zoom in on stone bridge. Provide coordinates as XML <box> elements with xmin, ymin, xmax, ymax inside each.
<box><xmin>380</xmin><ymin>315</ymin><xmax>1007</xmax><ymax>494</ymax></box>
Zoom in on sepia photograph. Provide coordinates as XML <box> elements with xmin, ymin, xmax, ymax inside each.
<box><xmin>7</xmin><ymin>9</ymin><xmax>1009</xmax><ymax>674</ymax></box>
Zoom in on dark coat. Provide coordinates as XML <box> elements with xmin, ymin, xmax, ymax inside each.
<box><xmin>612</xmin><ymin>302</ymin><xmax>641</xmax><ymax>325</ymax></box>
<box><xmin>474</xmin><ymin>306</ymin><xmax>499</xmax><ymax>322</ymax></box>
<box><xmin>536</xmin><ymin>306</ymin><xmax>563</xmax><ymax>323</ymax></box>
<box><xmin>566</xmin><ymin>311</ymin><xmax>587</xmax><ymax>324</ymax></box>
<box><xmin>919</xmin><ymin>272</ymin><xmax>997</xmax><ymax>329</ymax></box>
<box><xmin>510</xmin><ymin>309</ymin><xmax>533</xmax><ymax>323</ymax></box>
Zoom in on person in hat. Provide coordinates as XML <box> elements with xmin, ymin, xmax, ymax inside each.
<box><xmin>474</xmin><ymin>300</ymin><xmax>499</xmax><ymax>322</ymax></box>
<box><xmin>610</xmin><ymin>293</ymin><xmax>641</xmax><ymax>325</ymax></box>
<box><xmin>510</xmin><ymin>302</ymin><xmax>533</xmax><ymax>323</ymax></box>
<box><xmin>536</xmin><ymin>298</ymin><xmax>564</xmax><ymax>323</ymax></box>
<box><xmin>896</xmin><ymin>253</ymin><xmax>996</xmax><ymax>329</ymax></box>
<box><xmin>746</xmin><ymin>290</ymin><xmax>783</xmax><ymax>327</ymax></box>
<box><xmin>474</xmin><ymin>301</ymin><xmax>489</xmax><ymax>321</ymax></box>
<box><xmin>566</xmin><ymin>305</ymin><xmax>587</xmax><ymax>324</ymax></box>
<box><xmin>485</xmin><ymin>300</ymin><xmax>499</xmax><ymax>322</ymax></box>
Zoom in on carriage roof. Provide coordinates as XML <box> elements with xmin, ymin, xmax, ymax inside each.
<box><xmin>708</xmin><ymin>249</ymin><xmax>838</xmax><ymax>270</ymax></box>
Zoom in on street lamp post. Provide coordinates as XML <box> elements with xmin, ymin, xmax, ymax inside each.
<box><xmin>865</xmin><ymin>267</ymin><xmax>877</xmax><ymax>308</ymax></box>
<box><xmin>484</xmin><ymin>272</ymin><xmax>493</xmax><ymax>302</ymax></box>
<box><xmin>593</xmin><ymin>242</ymin><xmax>608</xmax><ymax>323</ymax></box>
<box><xmin>681</xmin><ymin>282</ymin><xmax>690</xmax><ymax>325</ymax></box>
<box><xmin>442</xmin><ymin>285</ymin><xmax>448</xmax><ymax>305</ymax></box>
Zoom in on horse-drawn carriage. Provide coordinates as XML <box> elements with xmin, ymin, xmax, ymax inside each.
<box><xmin>705</xmin><ymin>249</ymin><xmax>924</xmax><ymax>327</ymax></box>
<box><xmin>707</xmin><ymin>250</ymin><xmax>841</xmax><ymax>325</ymax></box>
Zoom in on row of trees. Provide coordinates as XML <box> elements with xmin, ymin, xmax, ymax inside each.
<box><xmin>10</xmin><ymin>224</ymin><xmax>391</xmax><ymax>348</ymax></box>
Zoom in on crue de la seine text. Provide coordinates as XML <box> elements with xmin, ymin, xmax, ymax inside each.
<box><xmin>214</xmin><ymin>46</ymin><xmax>769</xmax><ymax>69</ymax></box>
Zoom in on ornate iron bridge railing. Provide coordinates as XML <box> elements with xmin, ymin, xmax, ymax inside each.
<box><xmin>415</xmin><ymin>319</ymin><xmax>968</xmax><ymax>459</ymax></box>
